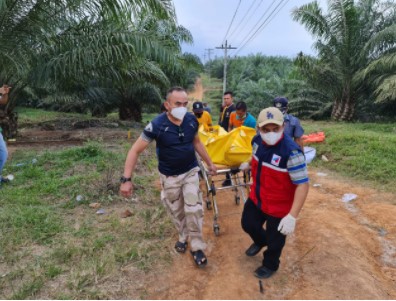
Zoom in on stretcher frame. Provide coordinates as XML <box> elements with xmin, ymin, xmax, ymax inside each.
<box><xmin>197</xmin><ymin>157</ymin><xmax>251</xmax><ymax>236</ymax></box>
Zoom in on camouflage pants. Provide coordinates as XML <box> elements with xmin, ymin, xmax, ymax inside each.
<box><xmin>159</xmin><ymin>166</ymin><xmax>206</xmax><ymax>252</ymax></box>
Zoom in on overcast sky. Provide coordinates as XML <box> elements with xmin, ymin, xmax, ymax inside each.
<box><xmin>173</xmin><ymin>0</ymin><xmax>327</xmax><ymax>62</ymax></box>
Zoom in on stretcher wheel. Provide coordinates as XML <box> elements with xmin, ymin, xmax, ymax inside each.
<box><xmin>235</xmin><ymin>196</ymin><xmax>240</xmax><ymax>205</ymax></box>
<box><xmin>214</xmin><ymin>225</ymin><xmax>220</xmax><ymax>236</ymax></box>
<box><xmin>206</xmin><ymin>200</ymin><xmax>212</xmax><ymax>210</ymax></box>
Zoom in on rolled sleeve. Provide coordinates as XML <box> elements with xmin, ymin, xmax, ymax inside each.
<box><xmin>287</xmin><ymin>150</ymin><xmax>309</xmax><ymax>184</ymax></box>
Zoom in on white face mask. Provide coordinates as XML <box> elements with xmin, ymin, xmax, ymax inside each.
<box><xmin>260</xmin><ymin>131</ymin><xmax>283</xmax><ymax>145</ymax></box>
<box><xmin>170</xmin><ymin>107</ymin><xmax>187</xmax><ymax>121</ymax></box>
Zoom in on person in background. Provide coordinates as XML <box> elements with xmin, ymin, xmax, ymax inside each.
<box><xmin>219</xmin><ymin>91</ymin><xmax>236</xmax><ymax>186</ymax></box>
<box><xmin>273</xmin><ymin>97</ymin><xmax>304</xmax><ymax>151</ymax></box>
<box><xmin>192</xmin><ymin>101</ymin><xmax>213</xmax><ymax>132</ymax></box>
<box><xmin>219</xmin><ymin>91</ymin><xmax>236</xmax><ymax>132</ymax></box>
<box><xmin>120</xmin><ymin>86</ymin><xmax>217</xmax><ymax>268</ymax></box>
<box><xmin>0</xmin><ymin>84</ymin><xmax>11</xmax><ymax>188</ymax></box>
<box><xmin>202</xmin><ymin>102</ymin><xmax>211</xmax><ymax>114</ymax></box>
<box><xmin>241</xmin><ymin>107</ymin><xmax>309</xmax><ymax>279</ymax></box>
<box><xmin>228</xmin><ymin>101</ymin><xmax>257</xmax><ymax>131</ymax></box>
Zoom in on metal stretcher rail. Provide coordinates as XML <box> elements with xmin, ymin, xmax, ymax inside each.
<box><xmin>197</xmin><ymin>158</ymin><xmax>251</xmax><ymax>236</ymax></box>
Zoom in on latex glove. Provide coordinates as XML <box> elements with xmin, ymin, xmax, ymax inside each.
<box><xmin>278</xmin><ymin>214</ymin><xmax>296</xmax><ymax>235</ymax></box>
<box><xmin>239</xmin><ymin>162</ymin><xmax>250</xmax><ymax>171</ymax></box>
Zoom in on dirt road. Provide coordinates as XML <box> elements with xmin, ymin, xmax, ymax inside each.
<box><xmin>147</xmin><ymin>79</ymin><xmax>396</xmax><ymax>299</ymax></box>
<box><xmin>148</xmin><ymin>170</ymin><xmax>396</xmax><ymax>299</ymax></box>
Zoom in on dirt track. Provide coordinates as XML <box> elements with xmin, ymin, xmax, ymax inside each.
<box><xmin>7</xmin><ymin>80</ymin><xmax>396</xmax><ymax>299</ymax></box>
<box><xmin>147</xmin><ymin>171</ymin><xmax>396</xmax><ymax>300</ymax></box>
<box><xmin>147</xmin><ymin>81</ymin><xmax>396</xmax><ymax>299</ymax></box>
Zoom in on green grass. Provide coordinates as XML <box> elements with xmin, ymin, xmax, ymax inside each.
<box><xmin>201</xmin><ymin>74</ymin><xmax>223</xmax><ymax>124</ymax></box>
<box><xmin>302</xmin><ymin>120</ymin><xmax>396</xmax><ymax>192</ymax></box>
<box><xmin>15</xmin><ymin>107</ymin><xmax>91</xmax><ymax>125</ymax></box>
<box><xmin>0</xmin><ymin>137</ymin><xmax>173</xmax><ymax>299</ymax></box>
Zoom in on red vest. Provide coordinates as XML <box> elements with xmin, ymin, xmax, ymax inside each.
<box><xmin>249</xmin><ymin>135</ymin><xmax>297</xmax><ymax>217</ymax></box>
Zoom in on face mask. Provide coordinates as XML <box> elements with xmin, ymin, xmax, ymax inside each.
<box><xmin>260</xmin><ymin>131</ymin><xmax>283</xmax><ymax>145</ymax></box>
<box><xmin>194</xmin><ymin>112</ymin><xmax>203</xmax><ymax>118</ymax></box>
<box><xmin>171</xmin><ymin>107</ymin><xmax>187</xmax><ymax>120</ymax></box>
<box><xmin>236</xmin><ymin>114</ymin><xmax>246</xmax><ymax>120</ymax></box>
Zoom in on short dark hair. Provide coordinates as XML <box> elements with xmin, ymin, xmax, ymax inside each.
<box><xmin>160</xmin><ymin>102</ymin><xmax>167</xmax><ymax>113</ymax></box>
<box><xmin>224</xmin><ymin>91</ymin><xmax>233</xmax><ymax>97</ymax></box>
<box><xmin>235</xmin><ymin>101</ymin><xmax>247</xmax><ymax>111</ymax></box>
<box><xmin>166</xmin><ymin>86</ymin><xmax>186</xmax><ymax>100</ymax></box>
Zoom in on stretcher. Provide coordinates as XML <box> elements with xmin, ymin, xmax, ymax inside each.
<box><xmin>197</xmin><ymin>125</ymin><xmax>257</xmax><ymax>236</ymax></box>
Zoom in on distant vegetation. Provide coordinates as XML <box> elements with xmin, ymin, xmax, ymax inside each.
<box><xmin>206</xmin><ymin>0</ymin><xmax>396</xmax><ymax>122</ymax></box>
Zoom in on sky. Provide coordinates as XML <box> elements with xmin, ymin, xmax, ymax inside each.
<box><xmin>172</xmin><ymin>0</ymin><xmax>327</xmax><ymax>62</ymax></box>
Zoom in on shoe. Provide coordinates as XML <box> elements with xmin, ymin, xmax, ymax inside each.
<box><xmin>174</xmin><ymin>241</ymin><xmax>188</xmax><ymax>253</ymax></box>
<box><xmin>254</xmin><ymin>266</ymin><xmax>276</xmax><ymax>279</ymax></box>
<box><xmin>0</xmin><ymin>177</ymin><xmax>10</xmax><ymax>183</ymax></box>
<box><xmin>191</xmin><ymin>250</ymin><xmax>207</xmax><ymax>268</ymax></box>
<box><xmin>245</xmin><ymin>243</ymin><xmax>264</xmax><ymax>257</ymax></box>
<box><xmin>221</xmin><ymin>179</ymin><xmax>231</xmax><ymax>187</ymax></box>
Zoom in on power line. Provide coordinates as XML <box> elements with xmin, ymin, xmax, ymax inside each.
<box><xmin>227</xmin><ymin>0</ymin><xmax>262</xmax><ymax>42</ymax></box>
<box><xmin>234</xmin><ymin>0</ymin><xmax>290</xmax><ymax>56</ymax></box>
<box><xmin>232</xmin><ymin>0</ymin><xmax>277</xmax><ymax>54</ymax></box>
<box><xmin>222</xmin><ymin>0</ymin><xmax>242</xmax><ymax>44</ymax></box>
<box><xmin>237</xmin><ymin>0</ymin><xmax>290</xmax><ymax>55</ymax></box>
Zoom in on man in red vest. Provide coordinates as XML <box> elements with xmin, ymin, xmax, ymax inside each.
<box><xmin>241</xmin><ymin>107</ymin><xmax>309</xmax><ymax>279</ymax></box>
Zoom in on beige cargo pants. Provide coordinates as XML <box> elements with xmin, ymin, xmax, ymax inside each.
<box><xmin>159</xmin><ymin>166</ymin><xmax>206</xmax><ymax>252</ymax></box>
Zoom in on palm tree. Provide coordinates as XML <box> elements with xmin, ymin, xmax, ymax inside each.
<box><xmin>0</xmin><ymin>0</ymin><xmax>183</xmax><ymax>137</ymax></box>
<box><xmin>292</xmin><ymin>0</ymin><xmax>396</xmax><ymax>121</ymax></box>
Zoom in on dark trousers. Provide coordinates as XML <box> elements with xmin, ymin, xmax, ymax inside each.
<box><xmin>241</xmin><ymin>198</ymin><xmax>286</xmax><ymax>271</ymax></box>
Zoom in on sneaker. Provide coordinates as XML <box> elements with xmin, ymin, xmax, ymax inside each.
<box><xmin>0</xmin><ymin>177</ymin><xmax>10</xmax><ymax>183</ymax></box>
<box><xmin>245</xmin><ymin>243</ymin><xmax>264</xmax><ymax>257</ymax></box>
<box><xmin>221</xmin><ymin>179</ymin><xmax>231</xmax><ymax>187</ymax></box>
<box><xmin>254</xmin><ymin>266</ymin><xmax>276</xmax><ymax>279</ymax></box>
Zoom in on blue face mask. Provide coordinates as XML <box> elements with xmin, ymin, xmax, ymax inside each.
<box><xmin>236</xmin><ymin>114</ymin><xmax>246</xmax><ymax>120</ymax></box>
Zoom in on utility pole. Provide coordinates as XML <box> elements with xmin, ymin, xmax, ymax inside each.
<box><xmin>205</xmin><ymin>48</ymin><xmax>214</xmax><ymax>76</ymax></box>
<box><xmin>205</xmin><ymin>48</ymin><xmax>214</xmax><ymax>61</ymax></box>
<box><xmin>216</xmin><ymin>40</ymin><xmax>237</xmax><ymax>96</ymax></box>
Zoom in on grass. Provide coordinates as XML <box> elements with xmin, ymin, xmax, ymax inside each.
<box><xmin>16</xmin><ymin>107</ymin><xmax>154</xmax><ymax>128</ymax></box>
<box><xmin>0</xmin><ymin>134</ymin><xmax>174</xmax><ymax>299</ymax></box>
<box><xmin>15</xmin><ymin>107</ymin><xmax>91</xmax><ymax>125</ymax></box>
<box><xmin>301</xmin><ymin>120</ymin><xmax>396</xmax><ymax>192</ymax></box>
<box><xmin>201</xmin><ymin>74</ymin><xmax>223</xmax><ymax>124</ymax></box>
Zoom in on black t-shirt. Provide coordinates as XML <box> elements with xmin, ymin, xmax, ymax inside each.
<box><xmin>142</xmin><ymin>112</ymin><xmax>199</xmax><ymax>176</ymax></box>
<box><xmin>219</xmin><ymin>104</ymin><xmax>236</xmax><ymax>131</ymax></box>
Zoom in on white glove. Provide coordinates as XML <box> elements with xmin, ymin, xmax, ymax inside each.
<box><xmin>278</xmin><ymin>214</ymin><xmax>296</xmax><ymax>235</ymax></box>
<box><xmin>239</xmin><ymin>162</ymin><xmax>250</xmax><ymax>171</ymax></box>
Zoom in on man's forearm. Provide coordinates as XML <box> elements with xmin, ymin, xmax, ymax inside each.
<box><xmin>123</xmin><ymin>149</ymin><xmax>139</xmax><ymax>178</ymax></box>
<box><xmin>289</xmin><ymin>182</ymin><xmax>309</xmax><ymax>218</ymax></box>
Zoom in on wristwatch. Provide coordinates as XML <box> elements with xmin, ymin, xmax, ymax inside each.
<box><xmin>120</xmin><ymin>176</ymin><xmax>132</xmax><ymax>183</ymax></box>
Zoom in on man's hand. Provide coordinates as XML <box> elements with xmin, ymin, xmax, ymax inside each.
<box><xmin>277</xmin><ymin>214</ymin><xmax>296</xmax><ymax>235</ymax></box>
<box><xmin>120</xmin><ymin>182</ymin><xmax>133</xmax><ymax>198</ymax></box>
<box><xmin>207</xmin><ymin>163</ymin><xmax>217</xmax><ymax>176</ymax></box>
<box><xmin>239</xmin><ymin>162</ymin><xmax>250</xmax><ymax>171</ymax></box>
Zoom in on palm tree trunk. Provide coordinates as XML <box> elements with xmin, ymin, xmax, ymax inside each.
<box><xmin>340</xmin><ymin>98</ymin><xmax>355</xmax><ymax>121</ymax></box>
<box><xmin>331</xmin><ymin>99</ymin><xmax>344</xmax><ymax>120</ymax></box>
<box><xmin>118</xmin><ymin>98</ymin><xmax>142</xmax><ymax>122</ymax></box>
